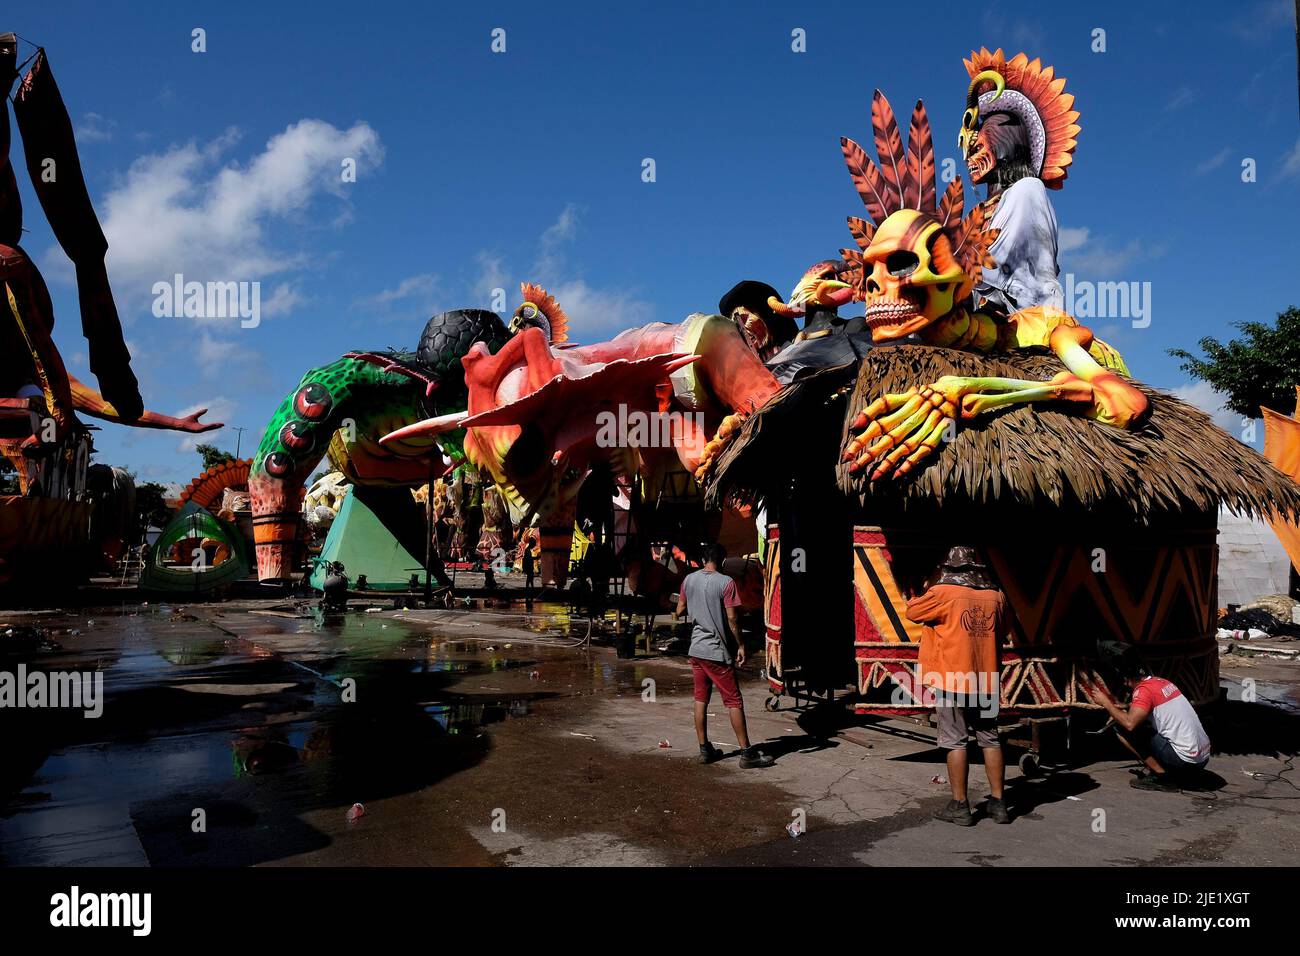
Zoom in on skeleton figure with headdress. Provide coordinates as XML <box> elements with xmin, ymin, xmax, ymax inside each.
<box><xmin>957</xmin><ymin>49</ymin><xmax>1080</xmax><ymax>315</ymax></box>
<box><xmin>836</xmin><ymin>90</ymin><xmax>1147</xmax><ymax>479</ymax></box>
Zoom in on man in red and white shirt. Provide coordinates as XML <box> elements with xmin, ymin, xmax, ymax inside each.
<box><xmin>1097</xmin><ymin>654</ymin><xmax>1211</xmax><ymax>790</ymax></box>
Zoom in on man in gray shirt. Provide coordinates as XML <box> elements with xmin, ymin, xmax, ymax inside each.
<box><xmin>674</xmin><ymin>543</ymin><xmax>774</xmax><ymax>768</ymax></box>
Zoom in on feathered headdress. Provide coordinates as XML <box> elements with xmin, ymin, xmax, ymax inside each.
<box><xmin>513</xmin><ymin>282</ymin><xmax>570</xmax><ymax>344</ymax></box>
<box><xmin>961</xmin><ymin>48</ymin><xmax>1080</xmax><ymax>190</ymax></box>
<box><xmin>837</xmin><ymin>91</ymin><xmax>996</xmax><ymax>296</ymax></box>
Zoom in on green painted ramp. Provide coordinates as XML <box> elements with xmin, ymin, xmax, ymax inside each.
<box><xmin>309</xmin><ymin>491</ymin><xmax>425</xmax><ymax>591</ymax></box>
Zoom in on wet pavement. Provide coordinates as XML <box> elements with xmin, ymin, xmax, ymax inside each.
<box><xmin>1</xmin><ymin>599</ymin><xmax>1298</xmax><ymax>866</ymax></box>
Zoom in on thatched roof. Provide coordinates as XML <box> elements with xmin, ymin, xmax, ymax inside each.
<box><xmin>706</xmin><ymin>344</ymin><xmax>1300</xmax><ymax>521</ymax></box>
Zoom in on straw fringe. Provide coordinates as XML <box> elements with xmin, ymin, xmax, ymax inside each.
<box><xmin>705</xmin><ymin>345</ymin><xmax>1300</xmax><ymax>521</ymax></box>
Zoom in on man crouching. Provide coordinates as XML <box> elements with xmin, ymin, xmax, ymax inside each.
<box><xmin>1096</xmin><ymin>644</ymin><xmax>1211</xmax><ymax>790</ymax></box>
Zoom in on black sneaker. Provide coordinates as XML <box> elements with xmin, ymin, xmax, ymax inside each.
<box><xmin>1130</xmin><ymin>771</ymin><xmax>1179</xmax><ymax>791</ymax></box>
<box><xmin>698</xmin><ymin>744</ymin><xmax>724</xmax><ymax>765</ymax></box>
<box><xmin>738</xmin><ymin>747</ymin><xmax>775</xmax><ymax>769</ymax></box>
<box><xmin>985</xmin><ymin>796</ymin><xmax>1011</xmax><ymax>824</ymax></box>
<box><xmin>934</xmin><ymin>799</ymin><xmax>975</xmax><ymax>826</ymax></box>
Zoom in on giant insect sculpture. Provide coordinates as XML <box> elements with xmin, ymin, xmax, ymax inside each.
<box><xmin>838</xmin><ymin>90</ymin><xmax>1147</xmax><ymax>480</ymax></box>
<box><xmin>383</xmin><ymin>290</ymin><xmax>770</xmax><ymax>517</ymax></box>
<box><xmin>248</xmin><ymin>309</ymin><xmax>509</xmax><ymax>581</ymax></box>
<box><xmin>380</xmin><ymin>279</ymin><xmax>854</xmax><ymax>584</ymax></box>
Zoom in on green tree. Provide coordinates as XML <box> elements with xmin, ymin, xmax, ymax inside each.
<box><xmin>1168</xmin><ymin>306</ymin><xmax>1300</xmax><ymax>418</ymax></box>
<box><xmin>135</xmin><ymin>481</ymin><xmax>172</xmax><ymax>532</ymax></box>
<box><xmin>196</xmin><ymin>443</ymin><xmax>235</xmax><ymax>470</ymax></box>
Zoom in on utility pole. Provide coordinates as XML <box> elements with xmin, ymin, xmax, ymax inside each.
<box><xmin>232</xmin><ymin>426</ymin><xmax>247</xmax><ymax>459</ymax></box>
<box><xmin>424</xmin><ymin>455</ymin><xmax>435</xmax><ymax>605</ymax></box>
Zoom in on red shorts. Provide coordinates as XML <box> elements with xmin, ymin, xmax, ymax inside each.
<box><xmin>690</xmin><ymin>656</ymin><xmax>743</xmax><ymax>709</ymax></box>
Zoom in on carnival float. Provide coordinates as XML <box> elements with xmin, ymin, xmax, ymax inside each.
<box><xmin>704</xmin><ymin>52</ymin><xmax>1300</xmax><ymax>726</ymax></box>
<box><xmin>0</xmin><ymin>34</ymin><xmax>219</xmax><ymax>588</ymax></box>
<box><xmin>234</xmin><ymin>47</ymin><xmax>1300</xmax><ymax>737</ymax></box>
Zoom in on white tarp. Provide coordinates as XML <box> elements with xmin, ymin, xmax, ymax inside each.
<box><xmin>1217</xmin><ymin>507</ymin><xmax>1292</xmax><ymax>607</ymax></box>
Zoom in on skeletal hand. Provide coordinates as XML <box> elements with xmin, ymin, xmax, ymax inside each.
<box><xmin>842</xmin><ymin>376</ymin><xmax>977</xmax><ymax>480</ymax></box>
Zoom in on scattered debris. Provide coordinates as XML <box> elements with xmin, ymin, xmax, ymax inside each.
<box><xmin>931</xmin><ymin>775</ymin><xmax>946</xmax><ymax>785</ymax></box>
<box><xmin>1219</xmin><ymin>604</ymin><xmax>1300</xmax><ymax>640</ymax></box>
<box><xmin>346</xmin><ymin>802</ymin><xmax>365</xmax><ymax>823</ymax></box>
<box><xmin>0</xmin><ymin>625</ymin><xmax>62</xmax><ymax>654</ymax></box>
<box><xmin>658</xmin><ymin>739</ymin><xmax>671</xmax><ymax>749</ymax></box>
<box><xmin>1218</xmin><ymin>627</ymin><xmax>1271</xmax><ymax>641</ymax></box>
<box><xmin>569</xmin><ymin>732</ymin><xmax>596</xmax><ymax>740</ymax></box>
<box><xmin>1239</xmin><ymin>594</ymin><xmax>1299</xmax><ymax>623</ymax></box>
<box><xmin>786</xmin><ymin>819</ymin><xmax>806</xmax><ymax>838</ymax></box>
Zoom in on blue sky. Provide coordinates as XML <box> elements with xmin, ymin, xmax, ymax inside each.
<box><xmin>7</xmin><ymin>0</ymin><xmax>1299</xmax><ymax>483</ymax></box>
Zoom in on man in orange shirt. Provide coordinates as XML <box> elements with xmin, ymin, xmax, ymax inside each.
<box><xmin>906</xmin><ymin>546</ymin><xmax>1011</xmax><ymax>826</ymax></box>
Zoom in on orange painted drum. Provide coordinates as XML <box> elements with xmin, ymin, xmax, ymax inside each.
<box><xmin>850</xmin><ymin>524</ymin><xmax>1220</xmax><ymax>715</ymax></box>
<box><xmin>763</xmin><ymin>524</ymin><xmax>783</xmax><ymax>693</ymax></box>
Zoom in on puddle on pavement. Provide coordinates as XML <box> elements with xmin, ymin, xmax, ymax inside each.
<box><xmin>0</xmin><ymin>601</ymin><xmax>638</xmax><ymax>865</ymax></box>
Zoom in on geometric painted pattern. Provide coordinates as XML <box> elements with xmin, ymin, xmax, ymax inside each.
<box><xmin>764</xmin><ymin>524</ymin><xmax>784</xmax><ymax>692</ymax></box>
<box><xmin>851</xmin><ymin>525</ymin><xmax>1221</xmax><ymax>714</ymax></box>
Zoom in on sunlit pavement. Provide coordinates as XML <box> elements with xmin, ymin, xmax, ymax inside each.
<box><xmin>1</xmin><ymin>599</ymin><xmax>1296</xmax><ymax>866</ymax></box>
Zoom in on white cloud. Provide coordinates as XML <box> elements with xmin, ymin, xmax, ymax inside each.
<box><xmin>471</xmin><ymin>251</ymin><xmax>511</xmax><ymax>306</ymax></box>
<box><xmin>261</xmin><ymin>282</ymin><xmax>307</xmax><ymax>317</ymax></box>
<box><xmin>362</xmin><ymin>273</ymin><xmax>438</xmax><ymax>307</ymax></box>
<box><xmin>196</xmin><ymin>333</ymin><xmax>241</xmax><ymax>375</ymax></box>
<box><xmin>1281</xmin><ymin>138</ymin><xmax>1300</xmax><ymax>180</ymax></box>
<box><xmin>1172</xmin><ymin>381</ymin><xmax>1243</xmax><ymax>436</ymax></box>
<box><xmin>442</xmin><ymin>205</ymin><xmax>656</xmax><ymax>338</ymax></box>
<box><xmin>1164</xmin><ymin>86</ymin><xmax>1196</xmax><ymax>111</ymax></box>
<box><xmin>1193</xmin><ymin>147</ymin><xmax>1233</xmax><ymax>176</ymax></box>
<box><xmin>532</xmin><ymin>202</ymin><xmax>581</xmax><ymax>278</ymax></box>
<box><xmin>547</xmin><ymin>279</ymin><xmax>655</xmax><ymax>335</ymax></box>
<box><xmin>75</xmin><ymin>112</ymin><xmax>116</xmax><ymax>143</ymax></box>
<box><xmin>1058</xmin><ymin>227</ymin><xmax>1089</xmax><ymax>254</ymax></box>
<box><xmin>174</xmin><ymin>396</ymin><xmax>239</xmax><ymax>453</ymax></box>
<box><xmin>82</xmin><ymin>119</ymin><xmax>383</xmax><ymax>321</ymax></box>
<box><xmin>1060</xmin><ymin>232</ymin><xmax>1161</xmax><ymax>278</ymax></box>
